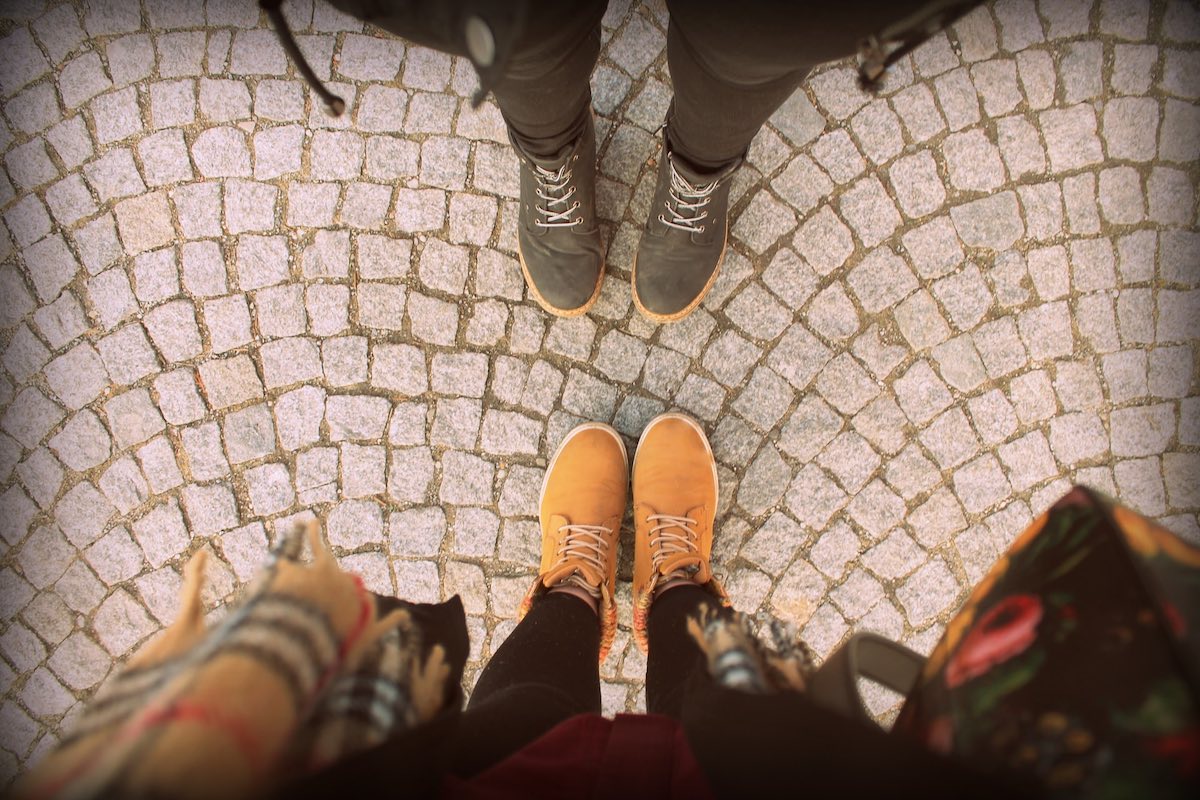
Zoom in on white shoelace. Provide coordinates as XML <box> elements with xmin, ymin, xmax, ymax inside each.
<box><xmin>647</xmin><ymin>513</ymin><xmax>701</xmax><ymax>582</ymax></box>
<box><xmin>552</xmin><ymin>523</ymin><xmax>611</xmax><ymax>599</ymax></box>
<box><xmin>657</xmin><ymin>161</ymin><xmax>716</xmax><ymax>233</ymax></box>
<box><xmin>533</xmin><ymin>163</ymin><xmax>582</xmax><ymax>228</ymax></box>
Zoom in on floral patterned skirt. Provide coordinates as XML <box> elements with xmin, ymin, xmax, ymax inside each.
<box><xmin>894</xmin><ymin>487</ymin><xmax>1200</xmax><ymax>798</ymax></box>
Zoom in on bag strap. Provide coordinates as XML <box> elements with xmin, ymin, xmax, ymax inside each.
<box><xmin>261</xmin><ymin>0</ymin><xmax>346</xmax><ymax>116</ymax></box>
<box><xmin>808</xmin><ymin>632</ymin><xmax>926</xmax><ymax>725</ymax></box>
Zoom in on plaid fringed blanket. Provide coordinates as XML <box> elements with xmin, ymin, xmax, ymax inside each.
<box><xmin>16</xmin><ymin>523</ymin><xmax>453</xmax><ymax>800</ymax></box>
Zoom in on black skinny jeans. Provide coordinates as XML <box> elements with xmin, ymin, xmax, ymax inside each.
<box><xmin>449</xmin><ymin>586</ymin><xmax>718</xmax><ymax>776</ymax></box>
<box><xmin>488</xmin><ymin>0</ymin><xmax>934</xmax><ymax>168</ymax></box>
<box><xmin>337</xmin><ymin>1</ymin><xmax>934</xmax><ymax>168</ymax></box>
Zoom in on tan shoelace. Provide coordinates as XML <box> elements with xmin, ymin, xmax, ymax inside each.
<box><xmin>533</xmin><ymin>163</ymin><xmax>582</xmax><ymax>228</ymax></box>
<box><xmin>551</xmin><ymin>524</ymin><xmax>611</xmax><ymax>599</ymax></box>
<box><xmin>658</xmin><ymin>159</ymin><xmax>715</xmax><ymax>234</ymax></box>
<box><xmin>647</xmin><ymin>513</ymin><xmax>702</xmax><ymax>583</ymax></box>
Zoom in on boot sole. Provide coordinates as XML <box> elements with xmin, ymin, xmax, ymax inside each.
<box><xmin>632</xmin><ymin>412</ymin><xmax>718</xmax><ymax>515</ymax></box>
<box><xmin>517</xmin><ymin>242</ymin><xmax>605</xmax><ymax>318</ymax></box>
<box><xmin>630</xmin><ymin>226</ymin><xmax>728</xmax><ymax>324</ymax></box>
<box><xmin>539</xmin><ymin>422</ymin><xmax>629</xmax><ymax>525</ymax></box>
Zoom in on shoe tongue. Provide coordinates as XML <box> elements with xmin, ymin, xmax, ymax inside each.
<box><xmin>653</xmin><ymin>504</ymin><xmax>711</xmax><ymax>582</ymax></box>
<box><xmin>543</xmin><ymin>561</ymin><xmax>603</xmax><ymax>590</ymax></box>
<box><xmin>670</xmin><ymin>156</ymin><xmax>707</xmax><ymax>188</ymax></box>
<box><xmin>543</xmin><ymin>513</ymin><xmax>604</xmax><ymax>589</ymax></box>
<box><xmin>657</xmin><ymin>553</ymin><xmax>712</xmax><ymax>584</ymax></box>
<box><xmin>530</xmin><ymin>143</ymin><xmax>573</xmax><ymax>171</ymax></box>
<box><xmin>669</xmin><ymin>153</ymin><xmax>735</xmax><ymax>189</ymax></box>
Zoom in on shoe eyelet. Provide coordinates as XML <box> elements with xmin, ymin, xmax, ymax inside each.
<box><xmin>698</xmin><ymin>225</ymin><xmax>706</xmax><ymax>233</ymax></box>
<box><xmin>657</xmin><ymin>214</ymin><xmax>666</xmax><ymax>223</ymax></box>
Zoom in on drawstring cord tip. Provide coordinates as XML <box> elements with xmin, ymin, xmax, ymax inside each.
<box><xmin>261</xmin><ymin>0</ymin><xmax>347</xmax><ymax>119</ymax></box>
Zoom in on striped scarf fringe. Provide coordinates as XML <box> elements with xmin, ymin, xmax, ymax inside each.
<box><xmin>18</xmin><ymin>522</ymin><xmax>450</xmax><ymax>800</ymax></box>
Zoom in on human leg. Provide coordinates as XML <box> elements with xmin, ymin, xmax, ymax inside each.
<box><xmin>645</xmin><ymin>584</ymin><xmax>725</xmax><ymax>719</ymax></box>
<box><xmin>633</xmin><ymin>1</ymin><xmax>935</xmax><ymax>321</ymax></box>
<box><xmin>664</xmin><ymin>0</ymin><xmax>939</xmax><ymax>170</ymax></box>
<box><xmin>324</xmin><ymin>0</ymin><xmax>607</xmax><ymax>315</ymax></box>
<box><xmin>661</xmin><ymin>22</ymin><xmax>802</xmax><ymax>174</ymax></box>
<box><xmin>450</xmin><ymin>422</ymin><xmax>628</xmax><ymax>775</ymax></box>
<box><xmin>328</xmin><ymin>0</ymin><xmax>604</xmax><ymax>153</ymax></box>
<box><xmin>488</xmin><ymin>0</ymin><xmax>607</xmax><ymax>157</ymax></box>
<box><xmin>448</xmin><ymin>592</ymin><xmax>601</xmax><ymax>776</ymax></box>
<box><xmin>630</xmin><ymin>413</ymin><xmax>731</xmax><ymax>714</ymax></box>
<box><xmin>480</xmin><ymin>1</ymin><xmax>610</xmax><ymax>316</ymax></box>
<box><xmin>498</xmin><ymin>2</ymin><xmax>610</xmax><ymax>316</ymax></box>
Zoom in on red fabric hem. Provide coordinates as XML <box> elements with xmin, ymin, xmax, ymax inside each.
<box><xmin>441</xmin><ymin>713</ymin><xmax>715</xmax><ymax>799</ymax></box>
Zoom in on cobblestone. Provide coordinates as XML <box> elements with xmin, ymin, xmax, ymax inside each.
<box><xmin>222</xmin><ymin>404</ymin><xmax>276</xmax><ymax>464</ymax></box>
<box><xmin>897</xmin><ymin>559</ymin><xmax>961</xmax><ymax>626</ymax></box>
<box><xmin>793</xmin><ymin>206</ymin><xmax>854</xmax><ymax>275</ymax></box>
<box><xmin>198</xmin><ymin>355</ymin><xmax>263</xmax><ymax>410</ymax></box>
<box><xmin>0</xmin><ymin>0</ymin><xmax>1194</xmax><ymax>755</ymax></box>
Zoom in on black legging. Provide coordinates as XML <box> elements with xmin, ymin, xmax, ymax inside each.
<box><xmin>444</xmin><ymin>582</ymin><xmax>1020</xmax><ymax>798</ymax></box>
<box><xmin>449</xmin><ymin>585</ymin><xmax>720</xmax><ymax>775</ymax></box>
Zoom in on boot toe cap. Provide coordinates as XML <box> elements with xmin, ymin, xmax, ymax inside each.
<box><xmin>633</xmin><ymin>248</ymin><xmax>720</xmax><ymax>319</ymax></box>
<box><xmin>519</xmin><ymin>239</ymin><xmax>603</xmax><ymax>314</ymax></box>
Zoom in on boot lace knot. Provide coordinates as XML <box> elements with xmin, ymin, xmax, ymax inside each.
<box><xmin>552</xmin><ymin>523</ymin><xmax>610</xmax><ymax>598</ymax></box>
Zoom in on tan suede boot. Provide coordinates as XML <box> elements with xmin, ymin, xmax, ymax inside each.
<box><xmin>518</xmin><ymin>422</ymin><xmax>627</xmax><ymax>661</ymax></box>
<box><xmin>631</xmin><ymin>413</ymin><xmax>729</xmax><ymax>652</ymax></box>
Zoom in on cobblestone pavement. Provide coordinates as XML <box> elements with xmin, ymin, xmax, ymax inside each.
<box><xmin>0</xmin><ymin>0</ymin><xmax>1198</xmax><ymax>780</ymax></box>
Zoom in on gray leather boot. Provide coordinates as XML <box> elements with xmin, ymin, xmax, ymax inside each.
<box><xmin>513</xmin><ymin>116</ymin><xmax>604</xmax><ymax>317</ymax></box>
<box><xmin>633</xmin><ymin>140</ymin><xmax>738</xmax><ymax>323</ymax></box>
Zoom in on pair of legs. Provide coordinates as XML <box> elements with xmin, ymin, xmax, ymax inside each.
<box><xmin>331</xmin><ymin>0</ymin><xmax>934</xmax><ymax>320</ymax></box>
<box><xmin>490</xmin><ymin>1</ymin><xmax>929</xmax><ymax>168</ymax></box>
<box><xmin>488</xmin><ymin>1</ymin><xmax>934</xmax><ymax>320</ymax></box>
<box><xmin>450</xmin><ymin>585</ymin><xmax>715</xmax><ymax>775</ymax></box>
<box><xmin>447</xmin><ymin>413</ymin><xmax>727</xmax><ymax>775</ymax></box>
<box><xmin>338</xmin><ymin>412</ymin><xmax>1012</xmax><ymax>795</ymax></box>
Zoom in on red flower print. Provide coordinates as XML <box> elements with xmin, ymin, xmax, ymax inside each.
<box><xmin>1146</xmin><ymin>728</ymin><xmax>1200</xmax><ymax>776</ymax></box>
<box><xmin>945</xmin><ymin>594</ymin><xmax>1043</xmax><ymax>689</ymax></box>
<box><xmin>925</xmin><ymin>716</ymin><xmax>955</xmax><ymax>755</ymax></box>
<box><xmin>1161</xmin><ymin>601</ymin><xmax>1186</xmax><ymax>638</ymax></box>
